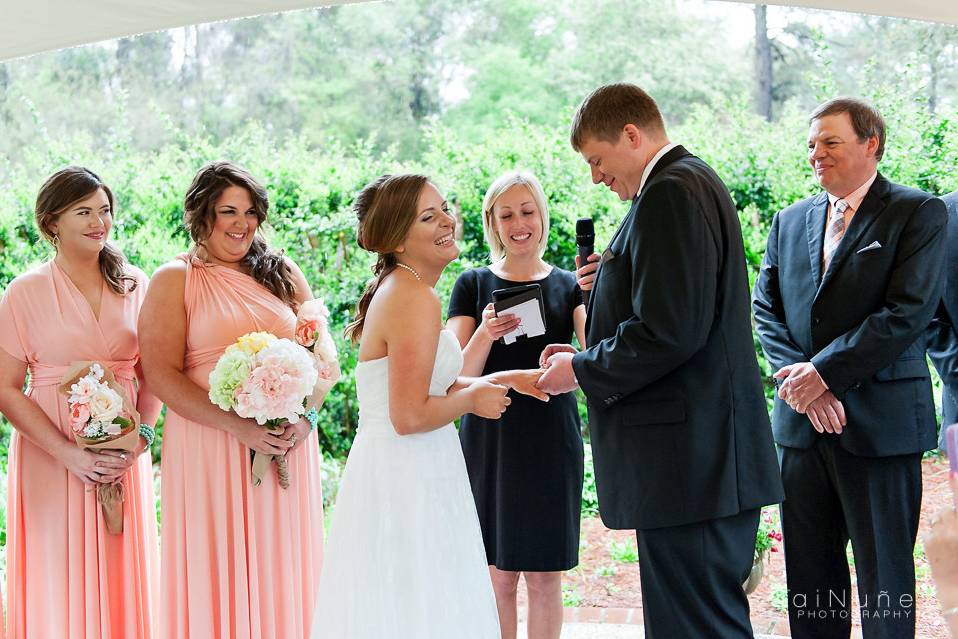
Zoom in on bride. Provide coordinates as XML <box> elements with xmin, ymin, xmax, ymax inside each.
<box><xmin>311</xmin><ymin>174</ymin><xmax>548</xmax><ymax>638</ymax></box>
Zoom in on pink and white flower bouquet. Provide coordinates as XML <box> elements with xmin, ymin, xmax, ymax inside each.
<box><xmin>58</xmin><ymin>361</ymin><xmax>141</xmax><ymax>534</ymax></box>
<box><xmin>294</xmin><ymin>298</ymin><xmax>341</xmax><ymax>409</ymax></box>
<box><xmin>208</xmin><ymin>332</ymin><xmax>318</xmax><ymax>488</ymax></box>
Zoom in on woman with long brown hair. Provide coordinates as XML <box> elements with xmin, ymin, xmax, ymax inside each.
<box><xmin>311</xmin><ymin>174</ymin><xmax>547</xmax><ymax>638</ymax></box>
<box><xmin>0</xmin><ymin>166</ymin><xmax>160</xmax><ymax>637</ymax></box>
<box><xmin>138</xmin><ymin>161</ymin><xmax>324</xmax><ymax>638</ymax></box>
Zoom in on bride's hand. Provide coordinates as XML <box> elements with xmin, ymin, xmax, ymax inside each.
<box><xmin>467</xmin><ymin>379</ymin><xmax>511</xmax><ymax>419</ymax></box>
<box><xmin>495</xmin><ymin>369</ymin><xmax>551</xmax><ymax>402</ymax></box>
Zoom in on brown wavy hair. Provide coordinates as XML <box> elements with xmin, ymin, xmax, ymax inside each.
<box><xmin>183</xmin><ymin>161</ymin><xmax>297</xmax><ymax>308</ymax></box>
<box><xmin>344</xmin><ymin>174</ymin><xmax>429</xmax><ymax>343</ymax></box>
<box><xmin>35</xmin><ymin>166</ymin><xmax>136</xmax><ymax>295</ymax></box>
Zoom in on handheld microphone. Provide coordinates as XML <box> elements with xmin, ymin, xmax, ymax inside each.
<box><xmin>575</xmin><ymin>217</ymin><xmax>595</xmax><ymax>306</ymax></box>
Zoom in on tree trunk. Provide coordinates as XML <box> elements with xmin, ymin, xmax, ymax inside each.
<box><xmin>754</xmin><ymin>5</ymin><xmax>773</xmax><ymax>122</ymax></box>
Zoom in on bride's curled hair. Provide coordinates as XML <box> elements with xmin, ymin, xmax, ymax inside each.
<box><xmin>183</xmin><ymin>161</ymin><xmax>297</xmax><ymax>308</ymax></box>
<box><xmin>344</xmin><ymin>173</ymin><xmax>429</xmax><ymax>343</ymax></box>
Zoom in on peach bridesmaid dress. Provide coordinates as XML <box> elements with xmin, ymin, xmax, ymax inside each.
<box><xmin>0</xmin><ymin>261</ymin><xmax>159</xmax><ymax>638</ymax></box>
<box><xmin>159</xmin><ymin>255</ymin><xmax>324</xmax><ymax>639</ymax></box>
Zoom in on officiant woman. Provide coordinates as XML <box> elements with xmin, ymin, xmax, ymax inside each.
<box><xmin>447</xmin><ymin>170</ymin><xmax>585</xmax><ymax>639</ymax></box>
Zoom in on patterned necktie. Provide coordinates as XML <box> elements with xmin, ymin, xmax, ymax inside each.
<box><xmin>823</xmin><ymin>198</ymin><xmax>849</xmax><ymax>272</ymax></box>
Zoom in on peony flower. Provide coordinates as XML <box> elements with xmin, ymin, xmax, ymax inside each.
<box><xmin>231</xmin><ymin>338</ymin><xmax>318</xmax><ymax>424</ymax></box>
<box><xmin>69</xmin><ymin>402</ymin><xmax>91</xmax><ymax>434</ymax></box>
<box><xmin>297</xmin><ymin>299</ymin><xmax>330</xmax><ymax>330</ymax></box>
<box><xmin>313</xmin><ymin>332</ymin><xmax>338</xmax><ymax>366</ymax></box>
<box><xmin>87</xmin><ymin>386</ymin><xmax>124</xmax><ymax>424</ymax></box>
<box><xmin>69</xmin><ymin>375</ymin><xmax>100</xmax><ymax>404</ymax></box>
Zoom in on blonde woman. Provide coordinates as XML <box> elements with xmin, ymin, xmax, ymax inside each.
<box><xmin>447</xmin><ymin>171</ymin><xmax>586</xmax><ymax>639</ymax></box>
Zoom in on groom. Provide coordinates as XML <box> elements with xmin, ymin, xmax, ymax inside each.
<box><xmin>537</xmin><ymin>83</ymin><xmax>783</xmax><ymax>638</ymax></box>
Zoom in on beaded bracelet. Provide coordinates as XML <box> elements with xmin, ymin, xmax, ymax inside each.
<box><xmin>305</xmin><ymin>408</ymin><xmax>320</xmax><ymax>432</ymax></box>
<box><xmin>139</xmin><ymin>423</ymin><xmax>156</xmax><ymax>447</ymax></box>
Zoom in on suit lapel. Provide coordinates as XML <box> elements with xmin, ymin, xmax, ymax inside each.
<box><xmin>818</xmin><ymin>175</ymin><xmax>890</xmax><ymax>293</ymax></box>
<box><xmin>585</xmin><ymin>145</ymin><xmax>693</xmax><ymax>335</ymax></box>
<box><xmin>586</xmin><ymin>198</ymin><xmax>638</xmax><ymax>325</ymax></box>
<box><xmin>805</xmin><ymin>193</ymin><xmax>828</xmax><ymax>286</ymax></box>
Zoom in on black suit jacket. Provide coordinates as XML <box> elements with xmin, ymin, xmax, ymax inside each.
<box><xmin>753</xmin><ymin>174</ymin><xmax>947</xmax><ymax>456</ymax></box>
<box><xmin>927</xmin><ymin>190</ymin><xmax>958</xmax><ymax>425</ymax></box>
<box><xmin>572</xmin><ymin>145</ymin><xmax>783</xmax><ymax>531</ymax></box>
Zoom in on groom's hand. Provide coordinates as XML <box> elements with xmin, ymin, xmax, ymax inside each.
<box><xmin>536</xmin><ymin>352</ymin><xmax>579</xmax><ymax>395</ymax></box>
<box><xmin>539</xmin><ymin>343</ymin><xmax>578</xmax><ymax>368</ymax></box>
<box><xmin>575</xmin><ymin>253</ymin><xmax>601</xmax><ymax>292</ymax></box>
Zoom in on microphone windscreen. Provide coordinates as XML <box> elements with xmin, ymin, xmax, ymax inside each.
<box><xmin>576</xmin><ymin>217</ymin><xmax>595</xmax><ymax>239</ymax></box>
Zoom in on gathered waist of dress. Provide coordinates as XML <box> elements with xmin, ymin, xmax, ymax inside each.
<box><xmin>27</xmin><ymin>360</ymin><xmax>137</xmax><ymax>390</ymax></box>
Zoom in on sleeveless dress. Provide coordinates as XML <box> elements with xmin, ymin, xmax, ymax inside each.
<box><xmin>448</xmin><ymin>266</ymin><xmax>584</xmax><ymax>572</ymax></box>
<box><xmin>159</xmin><ymin>255</ymin><xmax>324</xmax><ymax>639</ymax></box>
<box><xmin>0</xmin><ymin>261</ymin><xmax>159</xmax><ymax>638</ymax></box>
<box><xmin>311</xmin><ymin>329</ymin><xmax>500</xmax><ymax>638</ymax></box>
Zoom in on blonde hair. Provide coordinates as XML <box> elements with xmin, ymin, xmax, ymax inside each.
<box><xmin>481</xmin><ymin>171</ymin><xmax>551</xmax><ymax>262</ymax></box>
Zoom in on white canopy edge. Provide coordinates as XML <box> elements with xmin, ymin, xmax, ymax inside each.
<box><xmin>0</xmin><ymin>0</ymin><xmax>369</xmax><ymax>62</ymax></box>
<box><xmin>1</xmin><ymin>0</ymin><xmax>955</xmax><ymax>63</ymax></box>
<box><xmin>723</xmin><ymin>0</ymin><xmax>958</xmax><ymax>25</ymax></box>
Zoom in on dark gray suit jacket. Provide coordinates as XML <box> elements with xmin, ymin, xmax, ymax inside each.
<box><xmin>753</xmin><ymin>175</ymin><xmax>947</xmax><ymax>457</ymax></box>
<box><xmin>572</xmin><ymin>145</ymin><xmax>783</xmax><ymax>531</ymax></box>
<box><xmin>927</xmin><ymin>190</ymin><xmax>958</xmax><ymax>428</ymax></box>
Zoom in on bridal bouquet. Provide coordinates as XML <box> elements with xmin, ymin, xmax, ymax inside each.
<box><xmin>294</xmin><ymin>298</ymin><xmax>341</xmax><ymax>409</ymax></box>
<box><xmin>59</xmin><ymin>361</ymin><xmax>142</xmax><ymax>535</ymax></box>
<box><xmin>209</xmin><ymin>332</ymin><xmax>318</xmax><ymax>488</ymax></box>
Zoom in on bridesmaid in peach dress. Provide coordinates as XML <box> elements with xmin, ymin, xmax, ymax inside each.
<box><xmin>0</xmin><ymin>167</ymin><xmax>160</xmax><ymax>638</ymax></box>
<box><xmin>139</xmin><ymin>161</ymin><xmax>324</xmax><ymax>639</ymax></box>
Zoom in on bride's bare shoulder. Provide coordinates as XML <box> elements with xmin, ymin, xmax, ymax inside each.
<box><xmin>374</xmin><ymin>273</ymin><xmax>439</xmax><ymax>317</ymax></box>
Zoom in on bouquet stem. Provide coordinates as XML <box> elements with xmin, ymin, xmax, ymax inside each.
<box><xmin>97</xmin><ymin>482</ymin><xmax>125</xmax><ymax>535</ymax></box>
<box><xmin>250</xmin><ymin>425</ymin><xmax>290</xmax><ymax>489</ymax></box>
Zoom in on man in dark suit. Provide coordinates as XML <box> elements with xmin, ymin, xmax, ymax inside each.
<box><xmin>537</xmin><ymin>83</ymin><xmax>783</xmax><ymax>638</ymax></box>
<box><xmin>752</xmin><ymin>98</ymin><xmax>946</xmax><ymax>639</ymax></box>
<box><xmin>927</xmin><ymin>190</ymin><xmax>958</xmax><ymax>443</ymax></box>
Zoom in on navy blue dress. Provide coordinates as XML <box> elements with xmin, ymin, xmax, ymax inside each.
<box><xmin>448</xmin><ymin>266</ymin><xmax>584</xmax><ymax>571</ymax></box>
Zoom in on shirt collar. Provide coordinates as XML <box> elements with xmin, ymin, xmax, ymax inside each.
<box><xmin>827</xmin><ymin>172</ymin><xmax>878</xmax><ymax>214</ymax></box>
<box><xmin>638</xmin><ymin>142</ymin><xmax>680</xmax><ymax>195</ymax></box>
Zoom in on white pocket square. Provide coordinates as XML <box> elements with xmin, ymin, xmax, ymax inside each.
<box><xmin>857</xmin><ymin>241</ymin><xmax>883</xmax><ymax>254</ymax></box>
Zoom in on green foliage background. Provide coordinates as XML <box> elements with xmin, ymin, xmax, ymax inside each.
<box><xmin>1</xmin><ymin>93</ymin><xmax>955</xmax><ymax>468</ymax></box>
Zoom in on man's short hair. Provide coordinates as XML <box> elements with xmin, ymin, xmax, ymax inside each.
<box><xmin>570</xmin><ymin>83</ymin><xmax>666</xmax><ymax>151</ymax></box>
<box><xmin>810</xmin><ymin>97</ymin><xmax>886</xmax><ymax>161</ymax></box>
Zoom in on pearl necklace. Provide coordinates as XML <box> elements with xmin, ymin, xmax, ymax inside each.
<box><xmin>394</xmin><ymin>262</ymin><xmax>422</xmax><ymax>281</ymax></box>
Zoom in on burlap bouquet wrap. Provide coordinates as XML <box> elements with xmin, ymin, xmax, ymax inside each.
<box><xmin>59</xmin><ymin>361</ymin><xmax>141</xmax><ymax>535</ymax></box>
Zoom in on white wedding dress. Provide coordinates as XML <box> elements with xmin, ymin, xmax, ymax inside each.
<box><xmin>311</xmin><ymin>329</ymin><xmax>501</xmax><ymax>638</ymax></box>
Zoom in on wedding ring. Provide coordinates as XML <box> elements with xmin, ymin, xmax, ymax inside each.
<box><xmin>290</xmin><ymin>435</ymin><xmax>298</xmax><ymax>446</ymax></box>
<box><xmin>120</xmin><ymin>453</ymin><xmax>127</xmax><ymax>461</ymax></box>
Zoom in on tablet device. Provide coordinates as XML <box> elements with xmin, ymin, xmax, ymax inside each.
<box><xmin>491</xmin><ymin>284</ymin><xmax>546</xmax><ymax>345</ymax></box>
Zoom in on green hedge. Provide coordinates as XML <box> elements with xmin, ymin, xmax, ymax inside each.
<box><xmin>1</xmin><ymin>96</ymin><xmax>955</xmax><ymax>466</ymax></box>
